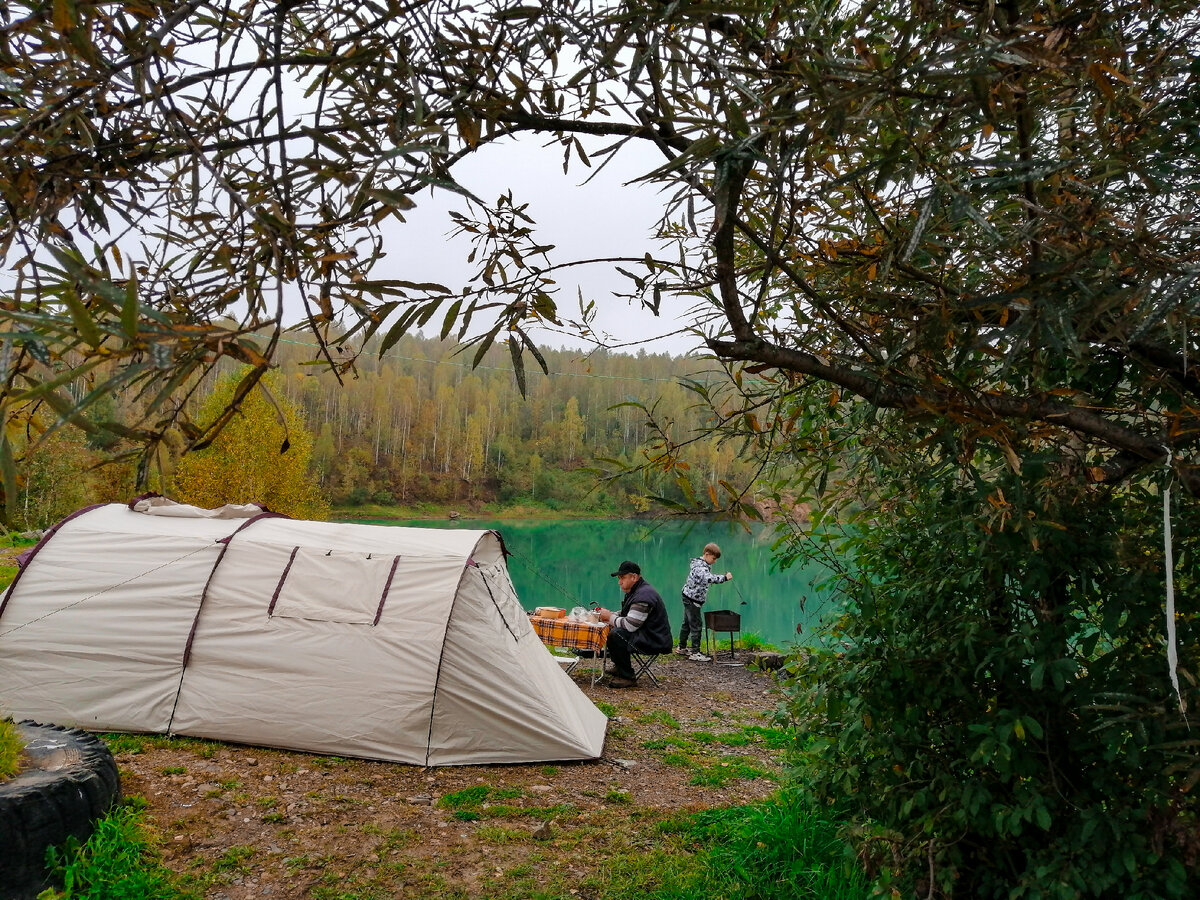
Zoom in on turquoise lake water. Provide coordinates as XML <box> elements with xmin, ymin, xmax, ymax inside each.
<box><xmin>361</xmin><ymin>517</ymin><xmax>844</xmax><ymax>650</ymax></box>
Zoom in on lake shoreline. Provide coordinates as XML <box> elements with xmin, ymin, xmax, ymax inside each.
<box><xmin>330</xmin><ymin>497</ymin><xmax>809</xmax><ymax>526</ymax></box>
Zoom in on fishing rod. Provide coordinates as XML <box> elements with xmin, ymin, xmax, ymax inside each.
<box><xmin>505</xmin><ymin>544</ymin><xmax>587</xmax><ymax>610</ymax></box>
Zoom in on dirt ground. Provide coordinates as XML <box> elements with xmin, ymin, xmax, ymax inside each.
<box><xmin>113</xmin><ymin>654</ymin><xmax>790</xmax><ymax>899</ymax></box>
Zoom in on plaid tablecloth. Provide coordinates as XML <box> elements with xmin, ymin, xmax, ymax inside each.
<box><xmin>528</xmin><ymin>615</ymin><xmax>610</xmax><ymax>653</ymax></box>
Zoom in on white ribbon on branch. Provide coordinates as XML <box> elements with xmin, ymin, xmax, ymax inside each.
<box><xmin>1163</xmin><ymin>448</ymin><xmax>1185</xmax><ymax>714</ymax></box>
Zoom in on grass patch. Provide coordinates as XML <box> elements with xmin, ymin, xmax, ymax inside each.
<box><xmin>636</xmin><ymin>710</ymin><xmax>679</xmax><ymax>729</ymax></box>
<box><xmin>99</xmin><ymin>734</ymin><xmax>149</xmax><ymax>755</ymax></box>
<box><xmin>100</xmin><ymin>733</ymin><xmax>220</xmax><ymax>757</ymax></box>
<box><xmin>487</xmin><ymin>787</ymin><xmax>524</xmax><ymax>801</ymax></box>
<box><xmin>0</xmin><ymin>718</ymin><xmax>22</xmax><ymax>780</ymax></box>
<box><xmin>704</xmin><ymin>633</ymin><xmax>779</xmax><ymax>655</ymax></box>
<box><xmin>310</xmin><ymin>885</ymin><xmax>392</xmax><ymax>900</ymax></box>
<box><xmin>436</xmin><ymin>784</ymin><xmax>525</xmax><ymax>811</ymax></box>
<box><xmin>630</xmin><ymin>792</ymin><xmax>870</xmax><ymax>900</ymax></box>
<box><xmin>687</xmin><ymin>755</ymin><xmax>775</xmax><ymax>786</ymax></box>
<box><xmin>41</xmin><ymin>801</ymin><xmax>196</xmax><ymax>899</ymax></box>
<box><xmin>437</xmin><ymin>785</ymin><xmax>492</xmax><ymax>809</ymax></box>
<box><xmin>483</xmin><ymin>803</ymin><xmax>574</xmax><ymax>820</ymax></box>
<box><xmin>313</xmin><ymin>755</ymin><xmax>349</xmax><ymax>768</ymax></box>
<box><xmin>736</xmin><ymin>632</ymin><xmax>778</xmax><ymax>653</ymax></box>
<box><xmin>575</xmin><ymin>844</ymin><xmax>693</xmax><ymax>900</ymax></box>
<box><xmin>711</xmin><ymin>731</ymin><xmax>755</xmax><ymax>746</ymax></box>
<box><xmin>708</xmin><ymin>725</ymin><xmax>795</xmax><ymax>749</ymax></box>
<box><xmin>212</xmin><ymin>844</ymin><xmax>255</xmax><ymax>873</ymax></box>
<box><xmin>642</xmin><ymin>736</ymin><xmax>694</xmax><ymax>751</ymax></box>
<box><xmin>659</xmin><ymin>751</ymin><xmax>695</xmax><ymax>769</ymax></box>
<box><xmin>284</xmin><ymin>854</ymin><xmax>320</xmax><ymax>874</ymax></box>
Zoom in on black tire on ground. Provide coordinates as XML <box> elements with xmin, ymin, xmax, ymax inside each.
<box><xmin>0</xmin><ymin>722</ymin><xmax>121</xmax><ymax>900</ymax></box>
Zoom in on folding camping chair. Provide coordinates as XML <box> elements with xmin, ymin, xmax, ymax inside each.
<box><xmin>630</xmin><ymin>651</ymin><xmax>662</xmax><ymax>687</ymax></box>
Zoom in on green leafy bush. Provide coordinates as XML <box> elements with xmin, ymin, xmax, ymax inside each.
<box><xmin>779</xmin><ymin>456</ymin><xmax>1200</xmax><ymax>898</ymax></box>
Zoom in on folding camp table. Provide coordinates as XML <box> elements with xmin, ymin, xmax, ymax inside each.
<box><xmin>528</xmin><ymin>615</ymin><xmax>610</xmax><ymax>686</ymax></box>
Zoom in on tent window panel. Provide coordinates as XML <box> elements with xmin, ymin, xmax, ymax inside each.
<box><xmin>269</xmin><ymin>548</ymin><xmax>400</xmax><ymax>625</ymax></box>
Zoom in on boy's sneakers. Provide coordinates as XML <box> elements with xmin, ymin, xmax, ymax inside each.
<box><xmin>688</xmin><ymin>652</ymin><xmax>712</xmax><ymax>662</ymax></box>
<box><xmin>673</xmin><ymin>647</ymin><xmax>689</xmax><ymax>656</ymax></box>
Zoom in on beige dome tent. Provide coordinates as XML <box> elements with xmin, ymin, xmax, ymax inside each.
<box><xmin>0</xmin><ymin>497</ymin><xmax>607</xmax><ymax>765</ymax></box>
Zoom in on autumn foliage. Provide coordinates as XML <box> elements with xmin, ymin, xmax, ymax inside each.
<box><xmin>173</xmin><ymin>372</ymin><xmax>328</xmax><ymax>520</ymax></box>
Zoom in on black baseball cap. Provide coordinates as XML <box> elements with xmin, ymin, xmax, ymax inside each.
<box><xmin>611</xmin><ymin>560</ymin><xmax>641</xmax><ymax>577</ymax></box>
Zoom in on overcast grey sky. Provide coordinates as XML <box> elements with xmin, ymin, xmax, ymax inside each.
<box><xmin>378</xmin><ymin>136</ymin><xmax>708</xmax><ymax>358</ymax></box>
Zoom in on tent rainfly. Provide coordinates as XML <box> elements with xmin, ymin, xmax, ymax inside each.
<box><xmin>0</xmin><ymin>497</ymin><xmax>607</xmax><ymax>765</ymax></box>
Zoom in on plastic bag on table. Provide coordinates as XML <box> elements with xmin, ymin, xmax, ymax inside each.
<box><xmin>569</xmin><ymin>606</ymin><xmax>589</xmax><ymax>621</ymax></box>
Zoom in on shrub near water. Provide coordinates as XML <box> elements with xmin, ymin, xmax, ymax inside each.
<box><xmin>780</xmin><ymin>458</ymin><xmax>1200</xmax><ymax>899</ymax></box>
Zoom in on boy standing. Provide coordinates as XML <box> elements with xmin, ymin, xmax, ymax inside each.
<box><xmin>676</xmin><ymin>542</ymin><xmax>733</xmax><ymax>661</ymax></box>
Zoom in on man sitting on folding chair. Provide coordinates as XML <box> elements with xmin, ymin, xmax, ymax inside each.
<box><xmin>596</xmin><ymin>560</ymin><xmax>673</xmax><ymax>688</ymax></box>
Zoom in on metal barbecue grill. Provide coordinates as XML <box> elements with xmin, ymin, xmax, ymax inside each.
<box><xmin>703</xmin><ymin>609</ymin><xmax>741</xmax><ymax>661</ymax></box>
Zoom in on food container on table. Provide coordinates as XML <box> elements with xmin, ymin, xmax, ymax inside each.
<box><xmin>534</xmin><ymin>606</ymin><xmax>566</xmax><ymax>619</ymax></box>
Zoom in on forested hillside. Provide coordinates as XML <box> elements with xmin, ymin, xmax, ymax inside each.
<box><xmin>9</xmin><ymin>334</ymin><xmax>771</xmax><ymax>529</ymax></box>
<box><xmin>267</xmin><ymin>333</ymin><xmax>760</xmax><ymax>513</ymax></box>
